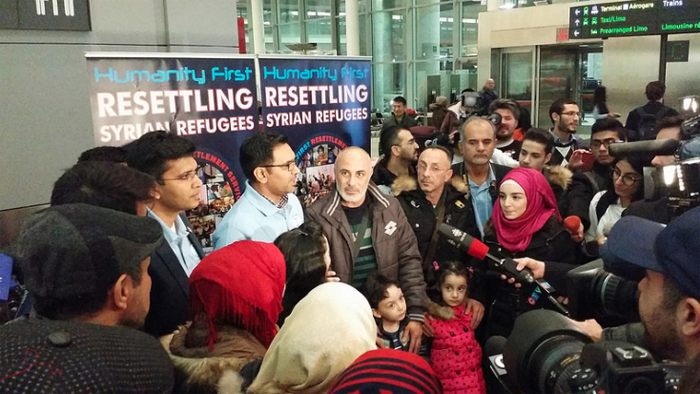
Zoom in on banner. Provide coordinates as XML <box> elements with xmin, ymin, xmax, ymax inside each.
<box><xmin>258</xmin><ymin>55</ymin><xmax>371</xmax><ymax>206</ymax></box>
<box><xmin>86</xmin><ymin>54</ymin><xmax>258</xmax><ymax>251</ymax></box>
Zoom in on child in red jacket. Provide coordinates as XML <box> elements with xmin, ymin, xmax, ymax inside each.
<box><xmin>427</xmin><ymin>261</ymin><xmax>486</xmax><ymax>394</ymax></box>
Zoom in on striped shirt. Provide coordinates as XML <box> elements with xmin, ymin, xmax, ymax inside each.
<box><xmin>344</xmin><ymin>203</ymin><xmax>377</xmax><ymax>291</ymax></box>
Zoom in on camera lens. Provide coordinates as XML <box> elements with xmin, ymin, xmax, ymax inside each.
<box><xmin>623</xmin><ymin>376</ymin><xmax>657</xmax><ymax>394</ymax></box>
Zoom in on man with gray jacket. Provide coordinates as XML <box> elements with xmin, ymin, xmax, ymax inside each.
<box><xmin>307</xmin><ymin>147</ymin><xmax>428</xmax><ymax>353</ymax></box>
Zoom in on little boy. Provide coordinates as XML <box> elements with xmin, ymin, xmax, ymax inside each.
<box><xmin>365</xmin><ymin>274</ymin><xmax>409</xmax><ymax>351</ymax></box>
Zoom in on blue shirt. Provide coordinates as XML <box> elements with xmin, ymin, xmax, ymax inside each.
<box><xmin>148</xmin><ymin>210</ymin><xmax>201</xmax><ymax>277</ymax></box>
<box><xmin>212</xmin><ymin>181</ymin><xmax>304</xmax><ymax>249</ymax></box>
<box><xmin>468</xmin><ymin>166</ymin><xmax>496</xmax><ymax>238</ymax></box>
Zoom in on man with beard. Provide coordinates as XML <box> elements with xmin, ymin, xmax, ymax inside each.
<box><xmin>489</xmin><ymin>99</ymin><xmax>522</xmax><ymax>161</ymax></box>
<box><xmin>600</xmin><ymin>208</ymin><xmax>700</xmax><ymax>365</ymax></box>
<box><xmin>547</xmin><ymin>98</ymin><xmax>589</xmax><ymax>167</ymax></box>
<box><xmin>0</xmin><ymin>204</ymin><xmax>175</xmax><ymax>393</ymax></box>
<box><xmin>372</xmin><ymin>125</ymin><xmax>419</xmax><ymax>194</ymax></box>
<box><xmin>307</xmin><ymin>147</ymin><xmax>427</xmax><ymax>354</ymax></box>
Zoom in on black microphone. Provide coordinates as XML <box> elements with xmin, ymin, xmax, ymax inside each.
<box><xmin>438</xmin><ymin>223</ymin><xmax>535</xmax><ymax>284</ymax></box>
<box><xmin>484</xmin><ymin>336</ymin><xmax>515</xmax><ymax>393</ymax></box>
<box><xmin>438</xmin><ymin>224</ymin><xmax>570</xmax><ymax>316</ymax></box>
<box><xmin>484</xmin><ymin>335</ymin><xmax>507</xmax><ymax>358</ymax></box>
<box><xmin>608</xmin><ymin>139</ymin><xmax>680</xmax><ymax>157</ymax></box>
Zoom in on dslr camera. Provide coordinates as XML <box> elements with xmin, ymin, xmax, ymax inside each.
<box><xmin>486</xmin><ymin>310</ymin><xmax>683</xmax><ymax>394</ymax></box>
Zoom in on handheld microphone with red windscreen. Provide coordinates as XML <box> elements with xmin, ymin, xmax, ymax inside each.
<box><xmin>438</xmin><ymin>223</ymin><xmax>570</xmax><ymax>316</ymax></box>
<box><xmin>563</xmin><ymin>216</ymin><xmax>581</xmax><ymax>234</ymax></box>
<box><xmin>438</xmin><ymin>223</ymin><xmax>535</xmax><ymax>284</ymax></box>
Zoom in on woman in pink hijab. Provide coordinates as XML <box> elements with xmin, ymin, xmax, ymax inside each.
<box><xmin>483</xmin><ymin>168</ymin><xmax>581</xmax><ymax>337</ymax></box>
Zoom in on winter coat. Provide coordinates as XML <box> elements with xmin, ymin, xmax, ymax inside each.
<box><xmin>427</xmin><ymin>302</ymin><xmax>486</xmax><ymax>394</ymax></box>
<box><xmin>393</xmin><ymin>176</ymin><xmax>488</xmax><ymax>301</ymax></box>
<box><xmin>306</xmin><ymin>182</ymin><xmax>428</xmax><ymax>320</ymax></box>
<box><xmin>160</xmin><ymin>322</ymin><xmax>266</xmax><ymax>394</ymax></box>
<box><xmin>483</xmin><ymin>215</ymin><xmax>582</xmax><ymax>337</ymax></box>
<box><xmin>543</xmin><ymin>165</ymin><xmax>593</xmax><ymax>231</ymax></box>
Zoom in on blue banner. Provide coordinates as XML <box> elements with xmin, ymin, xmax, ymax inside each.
<box><xmin>86</xmin><ymin>55</ymin><xmax>258</xmax><ymax>252</ymax></box>
<box><xmin>258</xmin><ymin>56</ymin><xmax>371</xmax><ymax>206</ymax></box>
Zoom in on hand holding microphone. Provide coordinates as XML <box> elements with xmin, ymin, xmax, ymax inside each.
<box><xmin>563</xmin><ymin>215</ymin><xmax>584</xmax><ymax>243</ymax></box>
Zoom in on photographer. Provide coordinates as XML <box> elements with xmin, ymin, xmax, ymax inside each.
<box><xmin>599</xmin><ymin>208</ymin><xmax>700</xmax><ymax>365</ymax></box>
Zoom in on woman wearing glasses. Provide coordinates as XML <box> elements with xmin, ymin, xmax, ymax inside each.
<box><xmin>585</xmin><ymin>157</ymin><xmax>645</xmax><ymax>248</ymax></box>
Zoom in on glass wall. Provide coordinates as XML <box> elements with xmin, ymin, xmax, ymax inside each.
<box><xmin>242</xmin><ymin>0</ymin><xmax>487</xmax><ymax>113</ymax></box>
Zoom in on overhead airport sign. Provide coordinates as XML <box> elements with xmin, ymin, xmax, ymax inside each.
<box><xmin>569</xmin><ymin>0</ymin><xmax>700</xmax><ymax>39</ymax></box>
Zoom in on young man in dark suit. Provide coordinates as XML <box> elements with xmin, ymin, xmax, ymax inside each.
<box><xmin>127</xmin><ymin>131</ymin><xmax>205</xmax><ymax>337</ymax></box>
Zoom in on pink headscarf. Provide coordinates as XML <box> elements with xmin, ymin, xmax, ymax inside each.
<box><xmin>492</xmin><ymin>168</ymin><xmax>561</xmax><ymax>253</ymax></box>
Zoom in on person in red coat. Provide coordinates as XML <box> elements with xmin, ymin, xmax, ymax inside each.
<box><xmin>426</xmin><ymin>261</ymin><xmax>486</xmax><ymax>394</ymax></box>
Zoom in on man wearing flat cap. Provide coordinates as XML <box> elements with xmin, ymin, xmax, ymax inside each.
<box><xmin>601</xmin><ymin>206</ymin><xmax>700</xmax><ymax>365</ymax></box>
<box><xmin>0</xmin><ymin>204</ymin><xmax>174</xmax><ymax>393</ymax></box>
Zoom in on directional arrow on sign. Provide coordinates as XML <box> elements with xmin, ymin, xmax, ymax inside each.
<box><xmin>575</xmin><ymin>19</ymin><xmax>580</xmax><ymax>26</ymax></box>
<box><xmin>575</xmin><ymin>8</ymin><xmax>580</xmax><ymax>15</ymax></box>
<box><xmin>574</xmin><ymin>30</ymin><xmax>580</xmax><ymax>37</ymax></box>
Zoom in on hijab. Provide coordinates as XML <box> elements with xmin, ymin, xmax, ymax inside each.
<box><xmin>189</xmin><ymin>240</ymin><xmax>286</xmax><ymax>350</ymax></box>
<box><xmin>246</xmin><ymin>282</ymin><xmax>377</xmax><ymax>394</ymax></box>
<box><xmin>492</xmin><ymin>168</ymin><xmax>561</xmax><ymax>253</ymax></box>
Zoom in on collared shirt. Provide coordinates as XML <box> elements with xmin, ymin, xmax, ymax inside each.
<box><xmin>261</xmin><ymin>191</ymin><xmax>289</xmax><ymax>209</ymax></box>
<box><xmin>148</xmin><ymin>209</ymin><xmax>201</xmax><ymax>277</ymax></box>
<box><xmin>467</xmin><ymin>166</ymin><xmax>496</xmax><ymax>238</ymax></box>
<box><xmin>211</xmin><ymin>181</ymin><xmax>304</xmax><ymax>249</ymax></box>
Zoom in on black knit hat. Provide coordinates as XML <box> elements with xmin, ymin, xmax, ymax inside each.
<box><xmin>13</xmin><ymin>203</ymin><xmax>163</xmax><ymax>299</ymax></box>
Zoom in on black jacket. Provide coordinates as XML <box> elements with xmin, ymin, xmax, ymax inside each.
<box><xmin>544</xmin><ymin>165</ymin><xmax>594</xmax><ymax>231</ymax></box>
<box><xmin>393</xmin><ymin>176</ymin><xmax>486</xmax><ymax>298</ymax></box>
<box><xmin>484</xmin><ymin>215</ymin><xmax>581</xmax><ymax>294</ymax></box>
<box><xmin>583</xmin><ymin>161</ymin><xmax>614</xmax><ymax>194</ymax></box>
<box><xmin>371</xmin><ymin>158</ymin><xmax>416</xmax><ymax>192</ymax></box>
<box><xmin>483</xmin><ymin>215</ymin><xmax>581</xmax><ymax>337</ymax></box>
<box><xmin>450</xmin><ymin>162</ymin><xmax>512</xmax><ymax>216</ymax></box>
<box><xmin>625</xmin><ymin>101</ymin><xmax>679</xmax><ymax>137</ymax></box>
<box><xmin>144</xmin><ymin>213</ymin><xmax>205</xmax><ymax>337</ymax></box>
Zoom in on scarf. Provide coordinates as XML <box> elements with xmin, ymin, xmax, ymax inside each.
<box><xmin>492</xmin><ymin>168</ymin><xmax>561</xmax><ymax>253</ymax></box>
<box><xmin>247</xmin><ymin>282</ymin><xmax>377</xmax><ymax>394</ymax></box>
<box><xmin>189</xmin><ymin>240</ymin><xmax>286</xmax><ymax>350</ymax></box>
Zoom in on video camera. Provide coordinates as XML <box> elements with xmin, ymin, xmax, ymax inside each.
<box><xmin>566</xmin><ymin>259</ymin><xmax>639</xmax><ymax>324</ymax></box>
<box><xmin>608</xmin><ymin>115</ymin><xmax>700</xmax><ymax>217</ymax></box>
<box><xmin>485</xmin><ymin>310</ymin><xmax>683</xmax><ymax>394</ymax></box>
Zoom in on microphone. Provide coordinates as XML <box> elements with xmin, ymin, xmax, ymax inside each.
<box><xmin>438</xmin><ymin>223</ymin><xmax>535</xmax><ymax>284</ymax></box>
<box><xmin>608</xmin><ymin>139</ymin><xmax>680</xmax><ymax>157</ymax></box>
<box><xmin>484</xmin><ymin>336</ymin><xmax>515</xmax><ymax>392</ymax></box>
<box><xmin>563</xmin><ymin>216</ymin><xmax>581</xmax><ymax>234</ymax></box>
<box><xmin>484</xmin><ymin>335</ymin><xmax>507</xmax><ymax>359</ymax></box>
<box><xmin>438</xmin><ymin>223</ymin><xmax>570</xmax><ymax>316</ymax></box>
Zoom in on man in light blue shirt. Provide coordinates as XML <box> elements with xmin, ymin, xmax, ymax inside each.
<box><xmin>126</xmin><ymin>131</ymin><xmax>205</xmax><ymax>337</ymax></box>
<box><xmin>450</xmin><ymin>117</ymin><xmax>512</xmax><ymax>238</ymax></box>
<box><xmin>213</xmin><ymin>132</ymin><xmax>304</xmax><ymax>249</ymax></box>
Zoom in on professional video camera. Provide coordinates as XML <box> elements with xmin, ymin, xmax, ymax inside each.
<box><xmin>609</xmin><ymin>115</ymin><xmax>700</xmax><ymax>217</ymax></box>
<box><xmin>485</xmin><ymin>310</ymin><xmax>683</xmax><ymax>394</ymax></box>
<box><xmin>566</xmin><ymin>259</ymin><xmax>639</xmax><ymax>324</ymax></box>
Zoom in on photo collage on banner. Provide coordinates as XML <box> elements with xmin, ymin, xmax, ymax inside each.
<box><xmin>259</xmin><ymin>56</ymin><xmax>372</xmax><ymax>207</ymax></box>
<box><xmin>86</xmin><ymin>54</ymin><xmax>258</xmax><ymax>254</ymax></box>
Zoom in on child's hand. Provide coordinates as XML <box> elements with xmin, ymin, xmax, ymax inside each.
<box><xmin>464</xmin><ymin>298</ymin><xmax>484</xmax><ymax>329</ymax></box>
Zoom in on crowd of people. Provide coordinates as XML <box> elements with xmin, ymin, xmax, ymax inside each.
<box><xmin>1</xmin><ymin>78</ymin><xmax>699</xmax><ymax>394</ymax></box>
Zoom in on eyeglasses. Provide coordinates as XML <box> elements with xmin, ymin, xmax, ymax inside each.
<box><xmin>161</xmin><ymin>168</ymin><xmax>200</xmax><ymax>182</ymax></box>
<box><xmin>590</xmin><ymin>138</ymin><xmax>622</xmax><ymax>149</ymax></box>
<box><xmin>260</xmin><ymin>161</ymin><xmax>297</xmax><ymax>173</ymax></box>
<box><xmin>561</xmin><ymin>111</ymin><xmax>582</xmax><ymax>118</ymax></box>
<box><xmin>612</xmin><ymin>168</ymin><xmax>641</xmax><ymax>186</ymax></box>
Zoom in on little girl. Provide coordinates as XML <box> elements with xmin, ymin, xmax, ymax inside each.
<box><xmin>427</xmin><ymin>261</ymin><xmax>486</xmax><ymax>394</ymax></box>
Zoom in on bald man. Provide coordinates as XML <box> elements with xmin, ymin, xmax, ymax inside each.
<box><xmin>479</xmin><ymin>78</ymin><xmax>498</xmax><ymax>112</ymax></box>
<box><xmin>307</xmin><ymin>147</ymin><xmax>428</xmax><ymax>353</ymax></box>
